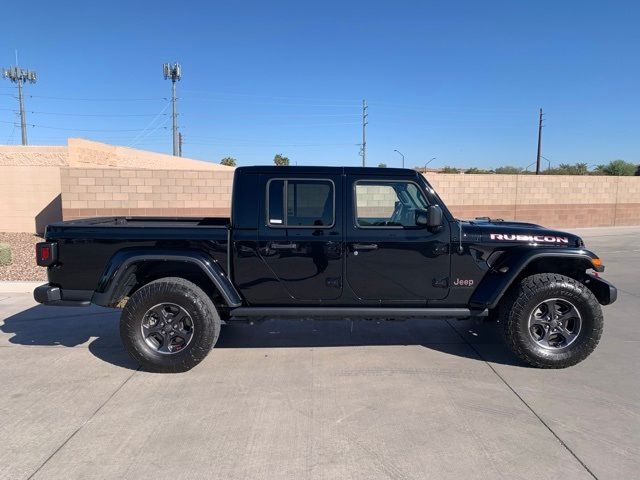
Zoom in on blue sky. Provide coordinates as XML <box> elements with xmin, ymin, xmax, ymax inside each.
<box><xmin>1</xmin><ymin>0</ymin><xmax>638</xmax><ymax>169</ymax></box>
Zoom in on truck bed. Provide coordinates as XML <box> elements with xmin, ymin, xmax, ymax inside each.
<box><xmin>49</xmin><ymin>216</ymin><xmax>230</xmax><ymax>229</ymax></box>
<box><xmin>45</xmin><ymin>217</ymin><xmax>231</xmax><ymax>291</ymax></box>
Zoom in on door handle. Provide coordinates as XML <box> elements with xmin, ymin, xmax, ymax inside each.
<box><xmin>352</xmin><ymin>243</ymin><xmax>378</xmax><ymax>251</ymax></box>
<box><xmin>271</xmin><ymin>242</ymin><xmax>298</xmax><ymax>250</ymax></box>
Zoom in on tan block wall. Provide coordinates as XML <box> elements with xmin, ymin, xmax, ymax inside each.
<box><xmin>61</xmin><ymin>167</ymin><xmax>234</xmax><ymax>219</ymax></box>
<box><xmin>1</xmin><ymin>140</ymin><xmax>235</xmax><ymax>232</ymax></box>
<box><xmin>0</xmin><ymin>166</ymin><xmax>62</xmax><ymax>233</ymax></box>
<box><xmin>424</xmin><ymin>173</ymin><xmax>640</xmax><ymax>228</ymax></box>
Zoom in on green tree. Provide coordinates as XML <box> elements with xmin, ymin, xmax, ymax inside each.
<box><xmin>544</xmin><ymin>162</ymin><xmax>589</xmax><ymax>175</ymax></box>
<box><xmin>494</xmin><ymin>166</ymin><xmax>523</xmax><ymax>174</ymax></box>
<box><xmin>595</xmin><ymin>159</ymin><xmax>636</xmax><ymax>176</ymax></box>
<box><xmin>378</xmin><ymin>163</ymin><xmax>387</xmax><ymax>168</ymax></box>
<box><xmin>273</xmin><ymin>154</ymin><xmax>290</xmax><ymax>166</ymax></box>
<box><xmin>440</xmin><ymin>166</ymin><xmax>461</xmax><ymax>174</ymax></box>
<box><xmin>220</xmin><ymin>157</ymin><xmax>237</xmax><ymax>167</ymax></box>
<box><xmin>465</xmin><ymin>167</ymin><xmax>492</xmax><ymax>174</ymax></box>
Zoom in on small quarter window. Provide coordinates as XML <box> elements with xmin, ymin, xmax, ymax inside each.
<box><xmin>267</xmin><ymin>179</ymin><xmax>334</xmax><ymax>228</ymax></box>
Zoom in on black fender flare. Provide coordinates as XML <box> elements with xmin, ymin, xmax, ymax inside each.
<box><xmin>469</xmin><ymin>247</ymin><xmax>602</xmax><ymax>310</ymax></box>
<box><xmin>91</xmin><ymin>248</ymin><xmax>243</xmax><ymax>307</ymax></box>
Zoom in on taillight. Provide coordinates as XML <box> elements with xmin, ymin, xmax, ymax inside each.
<box><xmin>36</xmin><ymin>242</ymin><xmax>57</xmax><ymax>267</ymax></box>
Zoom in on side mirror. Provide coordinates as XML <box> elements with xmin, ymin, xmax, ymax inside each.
<box><xmin>427</xmin><ymin>205</ymin><xmax>443</xmax><ymax>228</ymax></box>
<box><xmin>415</xmin><ymin>209</ymin><xmax>428</xmax><ymax>226</ymax></box>
<box><xmin>415</xmin><ymin>205</ymin><xmax>443</xmax><ymax>229</ymax></box>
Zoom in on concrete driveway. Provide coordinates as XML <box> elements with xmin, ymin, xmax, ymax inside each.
<box><xmin>0</xmin><ymin>227</ymin><xmax>638</xmax><ymax>480</ymax></box>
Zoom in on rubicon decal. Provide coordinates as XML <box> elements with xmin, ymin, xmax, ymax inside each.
<box><xmin>490</xmin><ymin>233</ymin><xmax>569</xmax><ymax>244</ymax></box>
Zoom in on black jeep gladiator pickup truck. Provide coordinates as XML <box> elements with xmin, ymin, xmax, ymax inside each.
<box><xmin>34</xmin><ymin>166</ymin><xmax>617</xmax><ymax>372</ymax></box>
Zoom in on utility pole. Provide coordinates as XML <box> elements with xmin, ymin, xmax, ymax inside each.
<box><xmin>2</xmin><ymin>63</ymin><xmax>37</xmax><ymax>145</ymax></box>
<box><xmin>178</xmin><ymin>132</ymin><xmax>183</xmax><ymax>157</ymax></box>
<box><xmin>163</xmin><ymin>63</ymin><xmax>181</xmax><ymax>156</ymax></box>
<box><xmin>535</xmin><ymin>108</ymin><xmax>544</xmax><ymax>175</ymax></box>
<box><xmin>359</xmin><ymin>99</ymin><xmax>368</xmax><ymax>166</ymax></box>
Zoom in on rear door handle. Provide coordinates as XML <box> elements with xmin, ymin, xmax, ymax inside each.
<box><xmin>352</xmin><ymin>243</ymin><xmax>378</xmax><ymax>251</ymax></box>
<box><xmin>271</xmin><ymin>242</ymin><xmax>298</xmax><ymax>250</ymax></box>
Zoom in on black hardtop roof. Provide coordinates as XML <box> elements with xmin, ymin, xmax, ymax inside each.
<box><xmin>235</xmin><ymin>165</ymin><xmax>420</xmax><ymax>176</ymax></box>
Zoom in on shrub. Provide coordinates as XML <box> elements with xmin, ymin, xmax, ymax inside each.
<box><xmin>494</xmin><ymin>166</ymin><xmax>524</xmax><ymax>174</ymax></box>
<box><xmin>0</xmin><ymin>243</ymin><xmax>11</xmax><ymax>266</ymax></box>
<box><xmin>594</xmin><ymin>159</ymin><xmax>637</xmax><ymax>176</ymax></box>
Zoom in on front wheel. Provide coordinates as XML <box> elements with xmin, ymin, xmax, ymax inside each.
<box><xmin>120</xmin><ymin>277</ymin><xmax>221</xmax><ymax>373</ymax></box>
<box><xmin>500</xmin><ymin>273</ymin><xmax>603</xmax><ymax>368</ymax></box>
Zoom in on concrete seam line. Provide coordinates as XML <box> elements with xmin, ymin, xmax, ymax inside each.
<box><xmin>26</xmin><ymin>366</ymin><xmax>140</xmax><ymax>479</ymax></box>
<box><xmin>443</xmin><ymin>319</ymin><xmax>599</xmax><ymax>480</ymax></box>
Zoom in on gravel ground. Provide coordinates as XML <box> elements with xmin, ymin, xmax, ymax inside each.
<box><xmin>0</xmin><ymin>232</ymin><xmax>47</xmax><ymax>281</ymax></box>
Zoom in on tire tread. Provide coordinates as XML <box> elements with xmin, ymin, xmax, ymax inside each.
<box><xmin>500</xmin><ymin>273</ymin><xmax>603</xmax><ymax>368</ymax></box>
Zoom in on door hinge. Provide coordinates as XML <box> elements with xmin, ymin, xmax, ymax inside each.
<box><xmin>432</xmin><ymin>277</ymin><xmax>449</xmax><ymax>288</ymax></box>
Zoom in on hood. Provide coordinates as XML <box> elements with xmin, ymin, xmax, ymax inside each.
<box><xmin>460</xmin><ymin>218</ymin><xmax>584</xmax><ymax>248</ymax></box>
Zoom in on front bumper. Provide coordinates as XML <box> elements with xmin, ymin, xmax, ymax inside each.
<box><xmin>33</xmin><ymin>284</ymin><xmax>92</xmax><ymax>307</ymax></box>
<box><xmin>584</xmin><ymin>275</ymin><xmax>617</xmax><ymax>306</ymax></box>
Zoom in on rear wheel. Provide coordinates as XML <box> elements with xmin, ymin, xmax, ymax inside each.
<box><xmin>120</xmin><ymin>277</ymin><xmax>220</xmax><ymax>372</ymax></box>
<box><xmin>500</xmin><ymin>273</ymin><xmax>603</xmax><ymax>368</ymax></box>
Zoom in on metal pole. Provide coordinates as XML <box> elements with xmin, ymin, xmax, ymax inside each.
<box><xmin>172</xmin><ymin>80</ymin><xmax>178</xmax><ymax>156</ymax></box>
<box><xmin>17</xmin><ymin>77</ymin><xmax>27</xmax><ymax>145</ymax></box>
<box><xmin>163</xmin><ymin>63</ymin><xmax>181</xmax><ymax>157</ymax></box>
<box><xmin>3</xmin><ymin>64</ymin><xmax>36</xmax><ymax>145</ymax></box>
<box><xmin>536</xmin><ymin>108</ymin><xmax>543</xmax><ymax>175</ymax></box>
<box><xmin>394</xmin><ymin>149</ymin><xmax>404</xmax><ymax>168</ymax></box>
<box><xmin>361</xmin><ymin>99</ymin><xmax>368</xmax><ymax>167</ymax></box>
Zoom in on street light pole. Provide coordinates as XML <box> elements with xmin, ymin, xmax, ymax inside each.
<box><xmin>393</xmin><ymin>149</ymin><xmax>405</xmax><ymax>168</ymax></box>
<box><xmin>424</xmin><ymin>157</ymin><xmax>436</xmax><ymax>171</ymax></box>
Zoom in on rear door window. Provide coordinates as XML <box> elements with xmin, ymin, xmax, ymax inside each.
<box><xmin>267</xmin><ymin>179</ymin><xmax>334</xmax><ymax>228</ymax></box>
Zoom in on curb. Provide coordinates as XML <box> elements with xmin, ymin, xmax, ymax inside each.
<box><xmin>0</xmin><ymin>281</ymin><xmax>43</xmax><ymax>294</ymax></box>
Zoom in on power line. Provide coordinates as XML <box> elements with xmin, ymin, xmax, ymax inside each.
<box><xmin>23</xmin><ymin>94</ymin><xmax>165</xmax><ymax>101</ymax></box>
<box><xmin>180</xmin><ymin>89</ymin><xmax>359</xmax><ymax>104</ymax></box>
<box><xmin>185</xmin><ymin>141</ymin><xmax>359</xmax><ymax>147</ymax></box>
<box><xmin>127</xmin><ymin>102</ymin><xmax>172</xmax><ymax>147</ymax></box>
<box><xmin>0</xmin><ymin>119</ymin><xmax>166</xmax><ymax>132</ymax></box>
<box><xmin>0</xmin><ymin>107</ymin><xmax>167</xmax><ymax>118</ymax></box>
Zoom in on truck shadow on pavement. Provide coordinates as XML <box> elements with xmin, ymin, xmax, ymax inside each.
<box><xmin>1</xmin><ymin>306</ymin><xmax>526</xmax><ymax>370</ymax></box>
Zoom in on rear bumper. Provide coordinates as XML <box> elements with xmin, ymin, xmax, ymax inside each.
<box><xmin>584</xmin><ymin>275</ymin><xmax>617</xmax><ymax>306</ymax></box>
<box><xmin>33</xmin><ymin>284</ymin><xmax>92</xmax><ymax>307</ymax></box>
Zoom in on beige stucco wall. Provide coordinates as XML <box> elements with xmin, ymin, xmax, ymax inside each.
<box><xmin>0</xmin><ymin>145</ymin><xmax>68</xmax><ymax>166</ymax></box>
<box><xmin>67</xmin><ymin>138</ymin><xmax>233</xmax><ymax>171</ymax></box>
<box><xmin>0</xmin><ymin>166</ymin><xmax>62</xmax><ymax>233</ymax></box>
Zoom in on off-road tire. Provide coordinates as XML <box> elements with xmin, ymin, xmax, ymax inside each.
<box><xmin>499</xmin><ymin>273</ymin><xmax>603</xmax><ymax>368</ymax></box>
<box><xmin>120</xmin><ymin>277</ymin><xmax>221</xmax><ymax>373</ymax></box>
